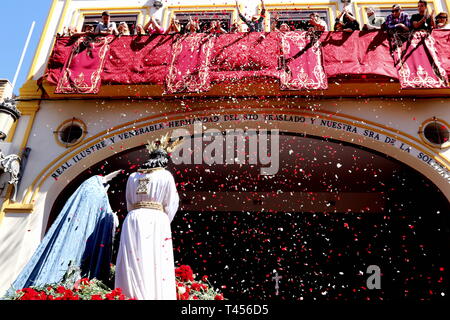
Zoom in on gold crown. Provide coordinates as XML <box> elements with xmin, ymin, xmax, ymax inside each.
<box><xmin>146</xmin><ymin>132</ymin><xmax>184</xmax><ymax>155</ymax></box>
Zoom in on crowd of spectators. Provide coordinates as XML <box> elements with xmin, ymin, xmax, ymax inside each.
<box><xmin>60</xmin><ymin>0</ymin><xmax>450</xmax><ymax>38</ymax></box>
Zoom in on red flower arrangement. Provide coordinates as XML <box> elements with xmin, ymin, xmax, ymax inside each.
<box><xmin>175</xmin><ymin>265</ymin><xmax>195</xmax><ymax>282</ymax></box>
<box><xmin>175</xmin><ymin>265</ymin><xmax>226</xmax><ymax>300</ymax></box>
<box><xmin>12</xmin><ymin>278</ymin><xmax>134</xmax><ymax>301</ymax></box>
<box><xmin>10</xmin><ymin>266</ymin><xmax>225</xmax><ymax>301</ymax></box>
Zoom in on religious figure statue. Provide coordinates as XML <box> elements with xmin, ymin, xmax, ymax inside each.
<box><xmin>114</xmin><ymin>133</ymin><xmax>183</xmax><ymax>300</ymax></box>
<box><xmin>4</xmin><ymin>172</ymin><xmax>120</xmax><ymax>296</ymax></box>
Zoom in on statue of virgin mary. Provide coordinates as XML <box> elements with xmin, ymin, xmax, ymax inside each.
<box><xmin>114</xmin><ymin>133</ymin><xmax>183</xmax><ymax>300</ymax></box>
<box><xmin>5</xmin><ymin>173</ymin><xmax>120</xmax><ymax>297</ymax></box>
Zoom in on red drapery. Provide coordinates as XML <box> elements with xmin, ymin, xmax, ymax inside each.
<box><xmin>104</xmin><ymin>34</ymin><xmax>175</xmax><ymax>85</ymax></box>
<box><xmin>390</xmin><ymin>31</ymin><xmax>448</xmax><ymax>89</ymax></box>
<box><xmin>209</xmin><ymin>32</ymin><xmax>281</xmax><ymax>84</ymax></box>
<box><xmin>46</xmin><ymin>31</ymin><xmax>450</xmax><ymax>94</ymax></box>
<box><xmin>320</xmin><ymin>31</ymin><xmax>398</xmax><ymax>78</ymax></box>
<box><xmin>280</xmin><ymin>31</ymin><xmax>327</xmax><ymax>90</ymax></box>
<box><xmin>55</xmin><ymin>36</ymin><xmax>113</xmax><ymax>94</ymax></box>
<box><xmin>165</xmin><ymin>33</ymin><xmax>215</xmax><ymax>94</ymax></box>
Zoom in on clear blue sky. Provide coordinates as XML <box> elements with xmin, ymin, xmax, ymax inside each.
<box><xmin>0</xmin><ymin>0</ymin><xmax>53</xmax><ymax>95</ymax></box>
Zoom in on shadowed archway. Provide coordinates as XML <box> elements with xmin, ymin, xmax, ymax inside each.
<box><xmin>48</xmin><ymin>132</ymin><xmax>450</xmax><ymax>301</ymax></box>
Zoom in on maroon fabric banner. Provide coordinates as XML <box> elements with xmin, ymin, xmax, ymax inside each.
<box><xmin>391</xmin><ymin>31</ymin><xmax>448</xmax><ymax>89</ymax></box>
<box><xmin>321</xmin><ymin>31</ymin><xmax>397</xmax><ymax>78</ymax></box>
<box><xmin>279</xmin><ymin>31</ymin><xmax>327</xmax><ymax>90</ymax></box>
<box><xmin>209</xmin><ymin>32</ymin><xmax>281</xmax><ymax>84</ymax></box>
<box><xmin>55</xmin><ymin>36</ymin><xmax>113</xmax><ymax>94</ymax></box>
<box><xmin>103</xmin><ymin>35</ymin><xmax>175</xmax><ymax>85</ymax></box>
<box><xmin>46</xmin><ymin>31</ymin><xmax>450</xmax><ymax>94</ymax></box>
<box><xmin>433</xmin><ymin>30</ymin><xmax>450</xmax><ymax>77</ymax></box>
<box><xmin>46</xmin><ymin>37</ymin><xmax>78</xmax><ymax>85</ymax></box>
<box><xmin>165</xmin><ymin>33</ymin><xmax>215</xmax><ymax>94</ymax></box>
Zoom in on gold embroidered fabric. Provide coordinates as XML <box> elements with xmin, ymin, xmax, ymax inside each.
<box><xmin>55</xmin><ymin>36</ymin><xmax>113</xmax><ymax>94</ymax></box>
<box><xmin>279</xmin><ymin>31</ymin><xmax>327</xmax><ymax>90</ymax></box>
<box><xmin>137</xmin><ymin>167</ymin><xmax>165</xmax><ymax>173</ymax></box>
<box><xmin>133</xmin><ymin>201</ymin><xmax>164</xmax><ymax>211</ymax></box>
<box><xmin>136</xmin><ymin>177</ymin><xmax>151</xmax><ymax>194</ymax></box>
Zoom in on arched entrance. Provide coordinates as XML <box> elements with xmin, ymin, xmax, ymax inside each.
<box><xmin>49</xmin><ymin>132</ymin><xmax>450</xmax><ymax>301</ymax></box>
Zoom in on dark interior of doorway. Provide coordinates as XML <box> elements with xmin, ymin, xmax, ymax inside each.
<box><xmin>48</xmin><ymin>133</ymin><xmax>450</xmax><ymax>301</ymax></box>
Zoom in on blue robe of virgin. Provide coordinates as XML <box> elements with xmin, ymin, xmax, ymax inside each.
<box><xmin>5</xmin><ymin>175</ymin><xmax>116</xmax><ymax>296</ymax></box>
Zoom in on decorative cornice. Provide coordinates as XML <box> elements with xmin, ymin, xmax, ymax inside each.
<box><xmin>18</xmin><ymin>80</ymin><xmax>42</xmax><ymax>100</ymax></box>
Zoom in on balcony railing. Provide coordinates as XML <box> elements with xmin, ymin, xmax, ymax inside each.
<box><xmin>42</xmin><ymin>30</ymin><xmax>450</xmax><ymax>98</ymax></box>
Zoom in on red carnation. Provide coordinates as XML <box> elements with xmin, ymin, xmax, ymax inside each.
<box><xmin>56</xmin><ymin>286</ymin><xmax>66</xmax><ymax>294</ymax></box>
<box><xmin>214</xmin><ymin>294</ymin><xmax>224</xmax><ymax>300</ymax></box>
<box><xmin>175</xmin><ymin>265</ymin><xmax>194</xmax><ymax>282</ymax></box>
<box><xmin>190</xmin><ymin>282</ymin><xmax>202</xmax><ymax>292</ymax></box>
<box><xmin>105</xmin><ymin>292</ymin><xmax>115</xmax><ymax>300</ymax></box>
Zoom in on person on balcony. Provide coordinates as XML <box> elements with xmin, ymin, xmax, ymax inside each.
<box><xmin>309</xmin><ymin>12</ymin><xmax>328</xmax><ymax>31</ymax></box>
<box><xmin>385</xmin><ymin>5</ymin><xmax>411</xmax><ymax>32</ymax></box>
<box><xmin>334</xmin><ymin>21</ymin><xmax>344</xmax><ymax>31</ymax></box>
<box><xmin>362</xmin><ymin>7</ymin><xmax>385</xmax><ymax>30</ymax></box>
<box><xmin>166</xmin><ymin>17</ymin><xmax>182</xmax><ymax>34</ymax></box>
<box><xmin>117</xmin><ymin>22</ymin><xmax>131</xmax><ymax>36</ymax></box>
<box><xmin>184</xmin><ymin>17</ymin><xmax>200</xmax><ymax>33</ymax></box>
<box><xmin>435</xmin><ymin>12</ymin><xmax>450</xmax><ymax>29</ymax></box>
<box><xmin>335</xmin><ymin>9</ymin><xmax>360</xmax><ymax>32</ymax></box>
<box><xmin>270</xmin><ymin>12</ymin><xmax>279</xmax><ymax>31</ymax></box>
<box><xmin>230</xmin><ymin>20</ymin><xmax>241</xmax><ymax>33</ymax></box>
<box><xmin>136</xmin><ymin>16</ymin><xmax>164</xmax><ymax>35</ymax></box>
<box><xmin>84</xmin><ymin>25</ymin><xmax>95</xmax><ymax>35</ymax></box>
<box><xmin>95</xmin><ymin>11</ymin><xmax>118</xmax><ymax>35</ymax></box>
<box><xmin>278</xmin><ymin>23</ymin><xmax>292</xmax><ymax>32</ymax></box>
<box><xmin>61</xmin><ymin>26</ymin><xmax>93</xmax><ymax>37</ymax></box>
<box><xmin>236</xmin><ymin>0</ymin><xmax>266</xmax><ymax>32</ymax></box>
<box><xmin>207</xmin><ymin>20</ymin><xmax>227</xmax><ymax>34</ymax></box>
<box><xmin>410</xmin><ymin>0</ymin><xmax>435</xmax><ymax>31</ymax></box>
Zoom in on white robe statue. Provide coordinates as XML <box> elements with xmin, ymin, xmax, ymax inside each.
<box><xmin>115</xmin><ymin>167</ymin><xmax>179</xmax><ymax>300</ymax></box>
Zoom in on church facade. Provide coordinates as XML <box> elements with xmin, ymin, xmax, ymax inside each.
<box><xmin>0</xmin><ymin>0</ymin><xmax>449</xmax><ymax>299</ymax></box>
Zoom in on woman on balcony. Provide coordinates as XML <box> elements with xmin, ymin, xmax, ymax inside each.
<box><xmin>335</xmin><ymin>9</ymin><xmax>360</xmax><ymax>32</ymax></box>
<box><xmin>236</xmin><ymin>0</ymin><xmax>266</xmax><ymax>32</ymax></box>
<box><xmin>207</xmin><ymin>20</ymin><xmax>227</xmax><ymax>34</ymax></box>
<box><xmin>117</xmin><ymin>22</ymin><xmax>131</xmax><ymax>36</ymax></box>
<box><xmin>435</xmin><ymin>12</ymin><xmax>450</xmax><ymax>29</ymax></box>
<box><xmin>166</xmin><ymin>17</ymin><xmax>182</xmax><ymax>34</ymax></box>
<box><xmin>362</xmin><ymin>7</ymin><xmax>385</xmax><ymax>31</ymax></box>
<box><xmin>309</xmin><ymin>13</ymin><xmax>328</xmax><ymax>31</ymax></box>
<box><xmin>136</xmin><ymin>16</ymin><xmax>164</xmax><ymax>35</ymax></box>
<box><xmin>184</xmin><ymin>17</ymin><xmax>200</xmax><ymax>33</ymax></box>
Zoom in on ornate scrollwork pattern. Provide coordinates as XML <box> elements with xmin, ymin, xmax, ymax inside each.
<box><xmin>279</xmin><ymin>31</ymin><xmax>328</xmax><ymax>90</ymax></box>
<box><xmin>392</xmin><ymin>31</ymin><xmax>448</xmax><ymax>89</ymax></box>
<box><xmin>165</xmin><ymin>33</ymin><xmax>215</xmax><ymax>94</ymax></box>
<box><xmin>56</xmin><ymin>36</ymin><xmax>113</xmax><ymax>94</ymax></box>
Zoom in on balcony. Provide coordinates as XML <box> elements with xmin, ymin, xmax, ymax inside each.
<box><xmin>41</xmin><ymin>30</ymin><xmax>450</xmax><ymax>99</ymax></box>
